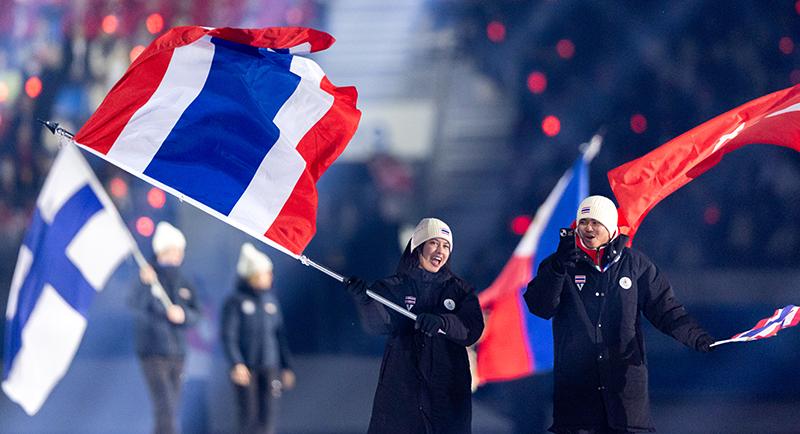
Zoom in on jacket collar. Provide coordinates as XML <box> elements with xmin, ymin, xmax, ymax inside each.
<box><xmin>577</xmin><ymin>234</ymin><xmax>628</xmax><ymax>272</ymax></box>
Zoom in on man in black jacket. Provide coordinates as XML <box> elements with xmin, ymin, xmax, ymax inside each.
<box><xmin>130</xmin><ymin>221</ymin><xmax>199</xmax><ymax>434</ymax></box>
<box><xmin>525</xmin><ymin>195</ymin><xmax>715</xmax><ymax>434</ymax></box>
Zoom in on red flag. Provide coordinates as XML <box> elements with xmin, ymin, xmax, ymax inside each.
<box><xmin>608</xmin><ymin>84</ymin><xmax>800</xmax><ymax>240</ymax></box>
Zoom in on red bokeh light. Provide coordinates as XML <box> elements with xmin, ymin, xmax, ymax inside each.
<box><xmin>147</xmin><ymin>187</ymin><xmax>166</xmax><ymax>209</ymax></box>
<box><xmin>0</xmin><ymin>81</ymin><xmax>8</xmax><ymax>102</ymax></box>
<box><xmin>630</xmin><ymin>113</ymin><xmax>648</xmax><ymax>134</ymax></box>
<box><xmin>109</xmin><ymin>177</ymin><xmax>128</xmax><ymax>198</ymax></box>
<box><xmin>146</xmin><ymin>13</ymin><xmax>164</xmax><ymax>34</ymax></box>
<box><xmin>136</xmin><ymin>216</ymin><xmax>155</xmax><ymax>237</ymax></box>
<box><xmin>704</xmin><ymin>205</ymin><xmax>721</xmax><ymax>225</ymax></box>
<box><xmin>130</xmin><ymin>45</ymin><xmax>146</xmax><ymax>63</ymax></box>
<box><xmin>102</xmin><ymin>15</ymin><xmax>119</xmax><ymax>34</ymax></box>
<box><xmin>796</xmin><ymin>0</ymin><xmax>800</xmax><ymax>16</ymax></box>
<box><xmin>286</xmin><ymin>7</ymin><xmax>304</xmax><ymax>25</ymax></box>
<box><xmin>25</xmin><ymin>76</ymin><xmax>42</xmax><ymax>99</ymax></box>
<box><xmin>487</xmin><ymin>21</ymin><xmax>506</xmax><ymax>43</ymax></box>
<box><xmin>511</xmin><ymin>215</ymin><xmax>532</xmax><ymax>235</ymax></box>
<box><xmin>556</xmin><ymin>39</ymin><xmax>575</xmax><ymax>59</ymax></box>
<box><xmin>779</xmin><ymin>37</ymin><xmax>794</xmax><ymax>55</ymax></box>
<box><xmin>541</xmin><ymin>115</ymin><xmax>561</xmax><ymax>137</ymax></box>
<box><xmin>527</xmin><ymin>71</ymin><xmax>547</xmax><ymax>94</ymax></box>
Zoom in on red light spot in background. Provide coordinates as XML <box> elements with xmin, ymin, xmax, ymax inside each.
<box><xmin>286</xmin><ymin>7</ymin><xmax>304</xmax><ymax>25</ymax></box>
<box><xmin>109</xmin><ymin>177</ymin><xmax>128</xmax><ymax>198</ymax></box>
<box><xmin>146</xmin><ymin>13</ymin><xmax>164</xmax><ymax>34</ymax></box>
<box><xmin>147</xmin><ymin>187</ymin><xmax>166</xmax><ymax>209</ymax></box>
<box><xmin>630</xmin><ymin>113</ymin><xmax>648</xmax><ymax>134</ymax></box>
<box><xmin>102</xmin><ymin>15</ymin><xmax>119</xmax><ymax>34</ymax></box>
<box><xmin>779</xmin><ymin>37</ymin><xmax>795</xmax><ymax>55</ymax></box>
<box><xmin>795</xmin><ymin>0</ymin><xmax>800</xmax><ymax>15</ymax></box>
<box><xmin>130</xmin><ymin>45</ymin><xmax>145</xmax><ymax>62</ymax></box>
<box><xmin>487</xmin><ymin>21</ymin><xmax>506</xmax><ymax>43</ymax></box>
<box><xmin>511</xmin><ymin>215</ymin><xmax>532</xmax><ymax>235</ymax></box>
<box><xmin>704</xmin><ymin>205</ymin><xmax>721</xmax><ymax>225</ymax></box>
<box><xmin>527</xmin><ymin>71</ymin><xmax>547</xmax><ymax>94</ymax></box>
<box><xmin>541</xmin><ymin>115</ymin><xmax>561</xmax><ymax>137</ymax></box>
<box><xmin>25</xmin><ymin>77</ymin><xmax>42</xmax><ymax>99</ymax></box>
<box><xmin>136</xmin><ymin>216</ymin><xmax>155</xmax><ymax>237</ymax></box>
<box><xmin>556</xmin><ymin>39</ymin><xmax>575</xmax><ymax>59</ymax></box>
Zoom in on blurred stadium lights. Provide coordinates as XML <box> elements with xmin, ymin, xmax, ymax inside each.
<box><xmin>630</xmin><ymin>113</ymin><xmax>648</xmax><ymax>134</ymax></box>
<box><xmin>556</xmin><ymin>38</ymin><xmax>575</xmax><ymax>59</ymax></box>
<box><xmin>486</xmin><ymin>20</ymin><xmax>506</xmax><ymax>43</ymax></box>
<box><xmin>510</xmin><ymin>215</ymin><xmax>532</xmax><ymax>235</ymax></box>
<box><xmin>109</xmin><ymin>177</ymin><xmax>128</xmax><ymax>199</ymax></box>
<box><xmin>704</xmin><ymin>204</ymin><xmax>721</xmax><ymax>225</ymax></box>
<box><xmin>145</xmin><ymin>13</ymin><xmax>164</xmax><ymax>34</ymax></box>
<box><xmin>135</xmin><ymin>216</ymin><xmax>155</xmax><ymax>237</ymax></box>
<box><xmin>779</xmin><ymin>36</ymin><xmax>794</xmax><ymax>55</ymax></box>
<box><xmin>102</xmin><ymin>14</ymin><xmax>119</xmax><ymax>34</ymax></box>
<box><xmin>541</xmin><ymin>115</ymin><xmax>561</xmax><ymax>137</ymax></box>
<box><xmin>147</xmin><ymin>187</ymin><xmax>166</xmax><ymax>209</ymax></box>
<box><xmin>129</xmin><ymin>45</ymin><xmax>146</xmax><ymax>62</ymax></box>
<box><xmin>24</xmin><ymin>76</ymin><xmax>41</xmax><ymax>99</ymax></box>
<box><xmin>526</xmin><ymin>71</ymin><xmax>547</xmax><ymax>94</ymax></box>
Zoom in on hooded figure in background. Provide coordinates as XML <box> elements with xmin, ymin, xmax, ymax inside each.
<box><xmin>525</xmin><ymin>196</ymin><xmax>715</xmax><ymax>434</ymax></box>
<box><xmin>221</xmin><ymin>243</ymin><xmax>295</xmax><ymax>434</ymax></box>
<box><xmin>130</xmin><ymin>221</ymin><xmax>200</xmax><ymax>434</ymax></box>
<box><xmin>345</xmin><ymin>218</ymin><xmax>485</xmax><ymax>434</ymax></box>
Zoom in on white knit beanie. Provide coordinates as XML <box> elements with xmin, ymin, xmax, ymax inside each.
<box><xmin>152</xmin><ymin>221</ymin><xmax>186</xmax><ymax>254</ymax></box>
<box><xmin>576</xmin><ymin>196</ymin><xmax>618</xmax><ymax>235</ymax></box>
<box><xmin>410</xmin><ymin>218</ymin><xmax>453</xmax><ymax>252</ymax></box>
<box><xmin>237</xmin><ymin>242</ymin><xmax>273</xmax><ymax>278</ymax></box>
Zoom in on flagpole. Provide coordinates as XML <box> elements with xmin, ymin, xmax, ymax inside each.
<box><xmin>40</xmin><ymin>120</ymin><xmax>174</xmax><ymax>309</ymax></box>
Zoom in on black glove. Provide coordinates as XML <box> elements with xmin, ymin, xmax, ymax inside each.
<box><xmin>553</xmin><ymin>228</ymin><xmax>581</xmax><ymax>273</ymax></box>
<box><xmin>697</xmin><ymin>334</ymin><xmax>716</xmax><ymax>353</ymax></box>
<box><xmin>344</xmin><ymin>276</ymin><xmax>370</xmax><ymax>304</ymax></box>
<box><xmin>415</xmin><ymin>313</ymin><xmax>445</xmax><ymax>337</ymax></box>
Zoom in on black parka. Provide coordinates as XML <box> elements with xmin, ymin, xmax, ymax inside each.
<box><xmin>353</xmin><ymin>267</ymin><xmax>484</xmax><ymax>434</ymax></box>
<box><xmin>524</xmin><ymin>234</ymin><xmax>712</xmax><ymax>433</ymax></box>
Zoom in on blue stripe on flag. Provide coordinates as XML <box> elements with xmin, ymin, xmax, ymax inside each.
<box><xmin>144</xmin><ymin>37</ymin><xmax>301</xmax><ymax>215</ymax></box>
<box><xmin>3</xmin><ymin>185</ymin><xmax>102</xmax><ymax>378</ymax></box>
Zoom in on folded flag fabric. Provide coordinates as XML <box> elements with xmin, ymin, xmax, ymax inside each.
<box><xmin>476</xmin><ymin>137</ymin><xmax>600</xmax><ymax>383</ymax></box>
<box><xmin>608</xmin><ymin>84</ymin><xmax>800</xmax><ymax>240</ymax></box>
<box><xmin>74</xmin><ymin>26</ymin><xmax>361</xmax><ymax>256</ymax></box>
<box><xmin>711</xmin><ymin>305</ymin><xmax>800</xmax><ymax>347</ymax></box>
<box><xmin>3</xmin><ymin>144</ymin><xmax>133</xmax><ymax>415</ymax></box>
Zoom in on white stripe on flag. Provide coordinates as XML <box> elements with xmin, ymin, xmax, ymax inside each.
<box><xmin>227</xmin><ymin>55</ymin><xmax>333</xmax><ymax>232</ymax></box>
<box><xmin>5</xmin><ymin>246</ymin><xmax>32</xmax><ymax>320</ymax></box>
<box><xmin>66</xmin><ymin>210</ymin><xmax>132</xmax><ymax>289</ymax></box>
<box><xmin>783</xmin><ymin>307</ymin><xmax>799</xmax><ymax>326</ymax></box>
<box><xmin>2</xmin><ymin>285</ymin><xmax>88</xmax><ymax>415</ymax></box>
<box><xmin>107</xmin><ymin>37</ymin><xmax>215</xmax><ymax>171</ymax></box>
<box><xmin>36</xmin><ymin>149</ymin><xmax>93</xmax><ymax>224</ymax></box>
<box><xmin>514</xmin><ymin>170</ymin><xmax>573</xmax><ymax>256</ymax></box>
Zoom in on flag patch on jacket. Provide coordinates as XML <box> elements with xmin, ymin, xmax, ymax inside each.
<box><xmin>404</xmin><ymin>295</ymin><xmax>416</xmax><ymax>310</ymax></box>
<box><xmin>575</xmin><ymin>275</ymin><xmax>586</xmax><ymax>290</ymax></box>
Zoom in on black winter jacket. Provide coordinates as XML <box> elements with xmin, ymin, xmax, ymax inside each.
<box><xmin>353</xmin><ymin>267</ymin><xmax>484</xmax><ymax>434</ymax></box>
<box><xmin>221</xmin><ymin>280</ymin><xmax>292</xmax><ymax>370</ymax></box>
<box><xmin>130</xmin><ymin>263</ymin><xmax>199</xmax><ymax>357</ymax></box>
<box><xmin>524</xmin><ymin>234</ymin><xmax>712</xmax><ymax>433</ymax></box>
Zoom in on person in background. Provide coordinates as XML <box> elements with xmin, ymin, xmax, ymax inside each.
<box><xmin>525</xmin><ymin>195</ymin><xmax>715</xmax><ymax>434</ymax></box>
<box><xmin>221</xmin><ymin>243</ymin><xmax>295</xmax><ymax>434</ymax></box>
<box><xmin>345</xmin><ymin>218</ymin><xmax>485</xmax><ymax>434</ymax></box>
<box><xmin>131</xmin><ymin>221</ymin><xmax>200</xmax><ymax>434</ymax></box>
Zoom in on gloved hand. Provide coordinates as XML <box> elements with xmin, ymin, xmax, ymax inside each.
<box><xmin>344</xmin><ymin>276</ymin><xmax>370</xmax><ymax>304</ymax></box>
<box><xmin>415</xmin><ymin>313</ymin><xmax>445</xmax><ymax>337</ymax></box>
<box><xmin>553</xmin><ymin>228</ymin><xmax>581</xmax><ymax>273</ymax></box>
<box><xmin>697</xmin><ymin>334</ymin><xmax>716</xmax><ymax>353</ymax></box>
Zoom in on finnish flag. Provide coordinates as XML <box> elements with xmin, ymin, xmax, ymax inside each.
<box><xmin>3</xmin><ymin>144</ymin><xmax>133</xmax><ymax>415</ymax></box>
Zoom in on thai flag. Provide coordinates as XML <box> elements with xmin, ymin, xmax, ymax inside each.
<box><xmin>74</xmin><ymin>26</ymin><xmax>360</xmax><ymax>256</ymax></box>
<box><xmin>476</xmin><ymin>136</ymin><xmax>600</xmax><ymax>383</ymax></box>
<box><xmin>3</xmin><ymin>145</ymin><xmax>133</xmax><ymax>415</ymax></box>
<box><xmin>712</xmin><ymin>305</ymin><xmax>800</xmax><ymax>347</ymax></box>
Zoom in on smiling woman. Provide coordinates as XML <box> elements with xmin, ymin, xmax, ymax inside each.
<box><xmin>342</xmin><ymin>218</ymin><xmax>484</xmax><ymax>434</ymax></box>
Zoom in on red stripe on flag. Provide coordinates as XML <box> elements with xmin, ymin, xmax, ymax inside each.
<box><xmin>476</xmin><ymin>292</ymin><xmax>534</xmax><ymax>383</ymax></box>
<box><xmin>264</xmin><ymin>76</ymin><xmax>360</xmax><ymax>254</ymax></box>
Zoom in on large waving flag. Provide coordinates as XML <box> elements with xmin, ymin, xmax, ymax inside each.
<box><xmin>608</xmin><ymin>84</ymin><xmax>800</xmax><ymax>240</ymax></box>
<box><xmin>3</xmin><ymin>144</ymin><xmax>133</xmax><ymax>415</ymax></box>
<box><xmin>476</xmin><ymin>136</ymin><xmax>600</xmax><ymax>383</ymax></box>
<box><xmin>74</xmin><ymin>26</ymin><xmax>360</xmax><ymax>256</ymax></box>
<box><xmin>711</xmin><ymin>305</ymin><xmax>800</xmax><ymax>347</ymax></box>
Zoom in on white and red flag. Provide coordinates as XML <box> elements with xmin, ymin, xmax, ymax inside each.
<box><xmin>74</xmin><ymin>26</ymin><xmax>361</xmax><ymax>256</ymax></box>
<box><xmin>608</xmin><ymin>84</ymin><xmax>800</xmax><ymax>240</ymax></box>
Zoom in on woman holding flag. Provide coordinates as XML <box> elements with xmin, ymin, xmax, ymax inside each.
<box><xmin>344</xmin><ymin>218</ymin><xmax>485</xmax><ymax>434</ymax></box>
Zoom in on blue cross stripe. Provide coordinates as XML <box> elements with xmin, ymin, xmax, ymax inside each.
<box><xmin>3</xmin><ymin>185</ymin><xmax>103</xmax><ymax>379</ymax></box>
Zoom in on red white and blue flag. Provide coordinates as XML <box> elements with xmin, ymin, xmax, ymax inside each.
<box><xmin>476</xmin><ymin>136</ymin><xmax>600</xmax><ymax>383</ymax></box>
<box><xmin>74</xmin><ymin>26</ymin><xmax>360</xmax><ymax>256</ymax></box>
<box><xmin>712</xmin><ymin>305</ymin><xmax>800</xmax><ymax>347</ymax></box>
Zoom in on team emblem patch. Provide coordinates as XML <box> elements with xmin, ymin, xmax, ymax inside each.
<box><xmin>575</xmin><ymin>275</ymin><xmax>586</xmax><ymax>291</ymax></box>
<box><xmin>265</xmin><ymin>302</ymin><xmax>277</xmax><ymax>314</ymax></box>
<box><xmin>405</xmin><ymin>295</ymin><xmax>416</xmax><ymax>311</ymax></box>
<box><xmin>619</xmin><ymin>277</ymin><xmax>632</xmax><ymax>289</ymax></box>
<box><xmin>444</xmin><ymin>298</ymin><xmax>456</xmax><ymax>311</ymax></box>
<box><xmin>241</xmin><ymin>300</ymin><xmax>256</xmax><ymax>315</ymax></box>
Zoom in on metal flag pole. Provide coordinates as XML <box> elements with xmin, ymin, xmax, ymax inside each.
<box><xmin>40</xmin><ymin>120</ymin><xmax>174</xmax><ymax>309</ymax></box>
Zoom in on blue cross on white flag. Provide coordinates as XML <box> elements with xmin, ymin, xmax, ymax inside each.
<box><xmin>3</xmin><ymin>144</ymin><xmax>133</xmax><ymax>415</ymax></box>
